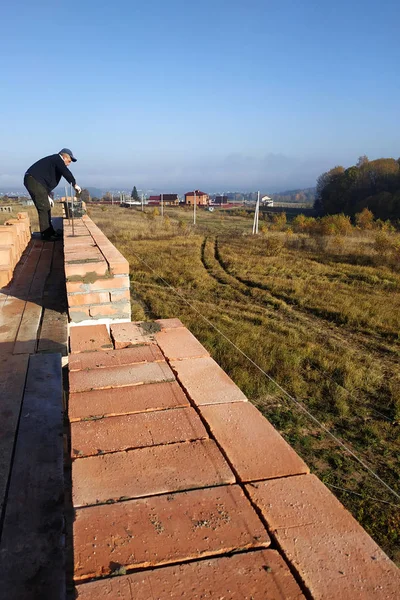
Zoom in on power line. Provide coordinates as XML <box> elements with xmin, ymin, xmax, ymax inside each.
<box><xmin>130</xmin><ymin>249</ymin><xmax>400</xmax><ymax>503</ymax></box>
<box><xmin>325</xmin><ymin>483</ymin><xmax>400</xmax><ymax>509</ymax></box>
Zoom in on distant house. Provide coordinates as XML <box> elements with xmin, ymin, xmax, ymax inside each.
<box><xmin>262</xmin><ymin>195</ymin><xmax>274</xmax><ymax>207</ymax></box>
<box><xmin>184</xmin><ymin>190</ymin><xmax>209</xmax><ymax>206</ymax></box>
<box><xmin>214</xmin><ymin>195</ymin><xmax>228</xmax><ymax>205</ymax></box>
<box><xmin>162</xmin><ymin>194</ymin><xmax>179</xmax><ymax>205</ymax></box>
<box><xmin>148</xmin><ymin>194</ymin><xmax>179</xmax><ymax>206</ymax></box>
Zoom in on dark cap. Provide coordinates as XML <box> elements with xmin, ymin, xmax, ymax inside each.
<box><xmin>59</xmin><ymin>148</ymin><xmax>77</xmax><ymax>162</ymax></box>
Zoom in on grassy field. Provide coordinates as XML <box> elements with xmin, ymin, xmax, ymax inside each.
<box><xmin>9</xmin><ymin>201</ymin><xmax>399</xmax><ymax>561</ymax></box>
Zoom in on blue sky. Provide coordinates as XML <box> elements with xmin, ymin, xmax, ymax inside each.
<box><xmin>1</xmin><ymin>0</ymin><xmax>399</xmax><ymax>192</ymax></box>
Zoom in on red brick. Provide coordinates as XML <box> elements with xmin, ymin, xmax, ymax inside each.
<box><xmin>66</xmin><ymin>275</ymin><xmax>129</xmax><ymax>294</ymax></box>
<box><xmin>73</xmin><ymin>484</ymin><xmax>268</xmax><ymax>580</ymax></box>
<box><xmin>71</xmin><ymin>406</ymin><xmax>207</xmax><ymax>457</ymax></box>
<box><xmin>247</xmin><ymin>474</ymin><xmax>400</xmax><ymax>600</ymax></box>
<box><xmin>69</xmin><ymin>381</ymin><xmax>190</xmax><ymax>421</ymax></box>
<box><xmin>110</xmin><ymin>322</ymin><xmax>147</xmax><ymax>348</ymax></box>
<box><xmin>155</xmin><ymin>327</ymin><xmax>210</xmax><ymax>361</ymax></box>
<box><xmin>69</xmin><ymin>345</ymin><xmax>164</xmax><ymax>371</ymax></box>
<box><xmin>171</xmin><ymin>356</ymin><xmax>247</xmax><ymax>405</ymax></box>
<box><xmin>72</xmin><ymin>439</ymin><xmax>235</xmax><ymax>507</ymax></box>
<box><xmin>65</xmin><ymin>261</ymin><xmax>108</xmax><ymax>279</ymax></box>
<box><xmin>109</xmin><ymin>259</ymin><xmax>129</xmax><ymax>275</ymax></box>
<box><xmin>75</xmin><ymin>549</ymin><xmax>304</xmax><ymax>599</ymax></box>
<box><xmin>65</xmin><ymin>247</ymin><xmax>104</xmax><ymax>262</ymax></box>
<box><xmin>69</xmin><ymin>324</ymin><xmax>112</xmax><ymax>353</ymax></box>
<box><xmin>88</xmin><ymin>303</ymin><xmax>130</xmax><ymax>318</ymax></box>
<box><xmin>69</xmin><ymin>361</ymin><xmax>175</xmax><ymax>393</ymax></box>
<box><xmin>156</xmin><ymin>318</ymin><xmax>184</xmax><ymax>329</ymax></box>
<box><xmin>199</xmin><ymin>402</ymin><xmax>309</xmax><ymax>481</ymax></box>
<box><xmin>68</xmin><ymin>292</ymin><xmax>110</xmax><ymax>306</ymax></box>
<box><xmin>109</xmin><ymin>289</ymin><xmax>130</xmax><ymax>303</ymax></box>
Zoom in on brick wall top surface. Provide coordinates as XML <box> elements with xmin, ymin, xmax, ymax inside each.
<box><xmin>66</xmin><ymin>222</ymin><xmax>399</xmax><ymax>598</ymax></box>
<box><xmin>64</xmin><ymin>216</ymin><xmax>129</xmax><ymax>276</ymax></box>
<box><xmin>63</xmin><ymin>216</ymin><xmax>131</xmax><ymax>323</ymax></box>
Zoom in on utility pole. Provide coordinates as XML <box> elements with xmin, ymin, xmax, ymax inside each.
<box><xmin>161</xmin><ymin>193</ymin><xmax>164</xmax><ymax>217</ymax></box>
<box><xmin>111</xmin><ymin>193</ymin><xmax>114</xmax><ymax>206</ymax></box>
<box><xmin>193</xmin><ymin>190</ymin><xmax>196</xmax><ymax>226</ymax></box>
<box><xmin>252</xmin><ymin>191</ymin><xmax>260</xmax><ymax>234</ymax></box>
<box><xmin>141</xmin><ymin>193</ymin><xmax>144</xmax><ymax>212</ymax></box>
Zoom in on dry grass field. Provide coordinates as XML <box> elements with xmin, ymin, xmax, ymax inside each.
<box><xmin>7</xmin><ymin>201</ymin><xmax>399</xmax><ymax>562</ymax></box>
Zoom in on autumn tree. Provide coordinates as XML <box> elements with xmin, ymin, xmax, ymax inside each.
<box><xmin>315</xmin><ymin>157</ymin><xmax>400</xmax><ymax>220</ymax></box>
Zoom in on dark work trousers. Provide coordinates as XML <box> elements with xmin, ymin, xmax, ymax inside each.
<box><xmin>24</xmin><ymin>174</ymin><xmax>55</xmax><ymax>238</ymax></box>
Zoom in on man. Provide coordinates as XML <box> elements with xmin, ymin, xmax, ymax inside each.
<box><xmin>24</xmin><ymin>148</ymin><xmax>82</xmax><ymax>241</ymax></box>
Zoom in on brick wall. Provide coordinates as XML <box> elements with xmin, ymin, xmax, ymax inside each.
<box><xmin>64</xmin><ymin>215</ymin><xmax>131</xmax><ymax>324</ymax></box>
<box><xmin>68</xmin><ymin>319</ymin><xmax>400</xmax><ymax>598</ymax></box>
<box><xmin>0</xmin><ymin>212</ymin><xmax>31</xmax><ymax>288</ymax></box>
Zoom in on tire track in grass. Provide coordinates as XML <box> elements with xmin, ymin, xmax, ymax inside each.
<box><xmin>214</xmin><ymin>236</ymin><xmax>400</xmax><ymax>362</ymax></box>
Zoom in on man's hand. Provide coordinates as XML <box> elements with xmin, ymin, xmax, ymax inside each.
<box><xmin>74</xmin><ymin>184</ymin><xmax>82</xmax><ymax>194</ymax></box>
<box><xmin>48</xmin><ymin>195</ymin><xmax>54</xmax><ymax>207</ymax></box>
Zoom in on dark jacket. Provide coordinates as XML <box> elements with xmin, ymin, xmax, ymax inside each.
<box><xmin>25</xmin><ymin>154</ymin><xmax>76</xmax><ymax>192</ymax></box>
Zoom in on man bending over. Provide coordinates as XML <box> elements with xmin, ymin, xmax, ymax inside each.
<box><xmin>24</xmin><ymin>148</ymin><xmax>81</xmax><ymax>241</ymax></box>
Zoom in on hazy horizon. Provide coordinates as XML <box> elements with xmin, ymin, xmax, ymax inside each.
<box><xmin>1</xmin><ymin>1</ymin><xmax>399</xmax><ymax>192</ymax></box>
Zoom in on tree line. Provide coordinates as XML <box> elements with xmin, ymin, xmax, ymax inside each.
<box><xmin>315</xmin><ymin>156</ymin><xmax>400</xmax><ymax>220</ymax></box>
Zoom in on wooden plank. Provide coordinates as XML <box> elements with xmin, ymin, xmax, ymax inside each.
<box><xmin>0</xmin><ymin>354</ymin><xmax>65</xmax><ymax>600</ymax></box>
<box><xmin>0</xmin><ymin>354</ymin><xmax>29</xmax><ymax>523</ymax></box>
<box><xmin>29</xmin><ymin>245</ymin><xmax>53</xmax><ymax>300</ymax></box>
<box><xmin>38</xmin><ymin>239</ymin><xmax>68</xmax><ymax>355</ymax></box>
<box><xmin>38</xmin><ymin>308</ymin><xmax>68</xmax><ymax>355</ymax></box>
<box><xmin>0</xmin><ymin>297</ymin><xmax>27</xmax><ymax>356</ymax></box>
<box><xmin>13</xmin><ymin>301</ymin><xmax>43</xmax><ymax>355</ymax></box>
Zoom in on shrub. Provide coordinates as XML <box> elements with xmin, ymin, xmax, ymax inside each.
<box><xmin>374</xmin><ymin>232</ymin><xmax>393</xmax><ymax>254</ymax></box>
<box><xmin>355</xmin><ymin>208</ymin><xmax>374</xmax><ymax>230</ymax></box>
<box><xmin>270</xmin><ymin>212</ymin><xmax>287</xmax><ymax>231</ymax></box>
<box><xmin>292</xmin><ymin>214</ymin><xmax>309</xmax><ymax>233</ymax></box>
<box><xmin>319</xmin><ymin>214</ymin><xmax>353</xmax><ymax>236</ymax></box>
<box><xmin>263</xmin><ymin>236</ymin><xmax>284</xmax><ymax>256</ymax></box>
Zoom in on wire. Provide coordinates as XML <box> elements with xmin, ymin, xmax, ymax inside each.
<box><xmin>325</xmin><ymin>483</ymin><xmax>400</xmax><ymax>509</ymax></box>
<box><xmin>130</xmin><ymin>249</ymin><xmax>400</xmax><ymax>504</ymax></box>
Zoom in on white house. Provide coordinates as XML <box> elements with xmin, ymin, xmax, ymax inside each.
<box><xmin>262</xmin><ymin>195</ymin><xmax>273</xmax><ymax>207</ymax></box>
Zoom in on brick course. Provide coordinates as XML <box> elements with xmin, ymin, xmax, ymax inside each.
<box><xmin>72</xmin><ymin>439</ymin><xmax>235</xmax><ymax>506</ymax></box>
<box><xmin>69</xmin><ymin>381</ymin><xmax>190</xmax><ymax>421</ymax></box>
<box><xmin>75</xmin><ymin>550</ymin><xmax>305</xmax><ymax>599</ymax></box>
<box><xmin>70</xmin><ymin>407</ymin><xmax>207</xmax><ymax>457</ymax></box>
<box><xmin>73</xmin><ymin>485</ymin><xmax>269</xmax><ymax>580</ymax></box>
